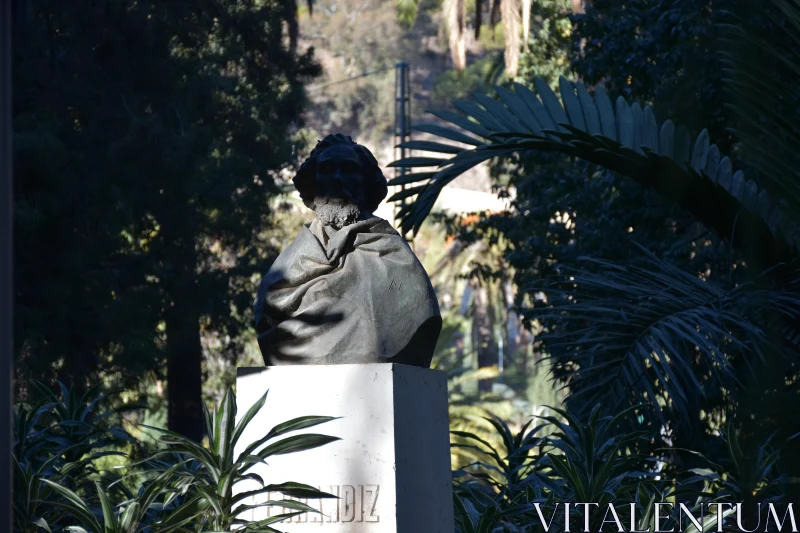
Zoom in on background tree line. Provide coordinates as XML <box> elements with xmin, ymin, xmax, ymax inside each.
<box><xmin>13</xmin><ymin>0</ymin><xmax>320</xmax><ymax>440</ymax></box>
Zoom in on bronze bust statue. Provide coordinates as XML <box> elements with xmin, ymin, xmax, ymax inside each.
<box><xmin>254</xmin><ymin>134</ymin><xmax>442</xmax><ymax>367</ymax></box>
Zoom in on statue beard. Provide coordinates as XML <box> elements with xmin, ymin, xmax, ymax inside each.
<box><xmin>313</xmin><ymin>196</ymin><xmax>361</xmax><ymax>228</ymax></box>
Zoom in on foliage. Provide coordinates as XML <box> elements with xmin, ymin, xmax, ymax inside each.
<box><xmin>719</xmin><ymin>0</ymin><xmax>800</xmax><ymax>214</ymax></box>
<box><xmin>389</xmin><ymin>71</ymin><xmax>800</xmax><ymax>456</ymax></box>
<box><xmin>13</xmin><ymin>0</ymin><xmax>321</xmax><ymax>438</ymax></box>
<box><xmin>15</xmin><ymin>385</ymin><xmax>339</xmax><ymax>533</ymax></box>
<box><xmin>450</xmin><ymin>404</ymin><xmax>797</xmax><ymax>532</ymax></box>
<box><xmin>513</xmin><ymin>0</ymin><xmax>573</xmax><ymax>88</ymax></box>
<box><xmin>14</xmin><ymin>383</ymin><xmax>140</xmax><ymax>533</ymax></box>
<box><xmin>391</xmin><ymin>0</ymin><xmax>800</xmax><ymax>506</ymax></box>
<box><xmin>432</xmin><ymin>58</ymin><xmax>499</xmax><ymax>107</ymax></box>
<box><xmin>571</xmin><ymin>0</ymin><xmax>736</xmax><ymax>153</ymax></box>
<box><xmin>388</xmin><ymin>75</ymin><xmax>797</xmax><ymax>274</ymax></box>
<box><xmin>139</xmin><ymin>387</ymin><xmax>339</xmax><ymax>532</ymax></box>
<box><xmin>420</xmin><ymin>215</ymin><xmax>564</xmax><ymax>462</ymax></box>
<box><xmin>41</xmin><ymin>473</ymin><xmax>184</xmax><ymax>533</ymax></box>
<box><xmin>535</xmin><ymin>248</ymin><xmax>800</xmax><ymax>421</ymax></box>
<box><xmin>452</xmin><ymin>405</ymin><xmax>657</xmax><ymax>533</ymax></box>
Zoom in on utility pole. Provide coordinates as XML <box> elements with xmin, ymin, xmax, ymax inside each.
<box><xmin>393</xmin><ymin>61</ymin><xmax>412</xmax><ymax>242</ymax></box>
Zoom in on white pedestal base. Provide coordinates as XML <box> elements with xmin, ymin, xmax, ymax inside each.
<box><xmin>234</xmin><ymin>364</ymin><xmax>454</xmax><ymax>533</ymax></box>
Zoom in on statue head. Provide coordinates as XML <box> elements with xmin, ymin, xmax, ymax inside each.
<box><xmin>293</xmin><ymin>134</ymin><xmax>388</xmax><ymax>228</ymax></box>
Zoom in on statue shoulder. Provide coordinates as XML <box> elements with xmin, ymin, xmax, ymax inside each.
<box><xmin>362</xmin><ymin>215</ymin><xmax>401</xmax><ymax>237</ymax></box>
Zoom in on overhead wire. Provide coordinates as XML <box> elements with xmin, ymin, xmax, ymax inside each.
<box><xmin>306</xmin><ymin>66</ymin><xmax>393</xmax><ymax>93</ymax></box>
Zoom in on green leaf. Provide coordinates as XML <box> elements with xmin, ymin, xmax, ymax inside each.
<box><xmin>577</xmin><ymin>82</ymin><xmax>602</xmax><ymax>135</ymax></box>
<box><xmin>234</xmin><ymin>498</ymin><xmax>319</xmax><ymax>516</ymax></box>
<box><xmin>247</xmin><ymin>511</ymin><xmax>306</xmax><ymax>528</ymax></box>
<box><xmin>704</xmin><ymin>145</ymin><xmax>720</xmax><ymax>181</ymax></box>
<box><xmin>396</xmin><ymin>140</ymin><xmax>464</xmax><ymax>154</ymax></box>
<box><xmin>258</xmin><ymin>433</ymin><xmax>340</xmax><ymax>459</ymax></box>
<box><xmin>267</xmin><ymin>415</ymin><xmax>340</xmax><ymax>441</ymax></box>
<box><xmin>643</xmin><ymin>105</ymin><xmax>659</xmax><ymax>151</ymax></box>
<box><xmin>263</xmin><ymin>482</ymin><xmax>339</xmax><ymax>499</ymax></box>
<box><xmin>594</xmin><ymin>85</ymin><xmax>616</xmax><ymax>141</ymax></box>
<box><xmin>631</xmin><ymin>102</ymin><xmax>645</xmax><ymax>154</ymax></box>
<box><xmin>119</xmin><ymin>502</ymin><xmax>141</xmax><ymax>533</ymax></box>
<box><xmin>412</xmin><ymin>124</ymin><xmax>484</xmax><ymax>146</ymax></box>
<box><xmin>239</xmin><ymin>415</ymin><xmax>339</xmax><ymax>463</ymax></box>
<box><xmin>452</xmin><ymin>101</ymin><xmax>505</xmax><ymax>133</ymax></box>
<box><xmin>742</xmin><ymin>179</ymin><xmax>759</xmax><ymax>208</ymax></box>
<box><xmin>615</xmin><ymin>97</ymin><xmax>634</xmax><ymax>149</ymax></box>
<box><xmin>33</xmin><ymin>518</ymin><xmax>52</xmax><ymax>532</ymax></box>
<box><xmin>495</xmin><ymin>85</ymin><xmax>542</xmax><ymax>135</ymax></box>
<box><xmin>691</xmin><ymin>129</ymin><xmax>710</xmax><ymax>171</ymax></box>
<box><xmin>231</xmin><ymin>390</ymin><xmax>268</xmax><ymax>463</ymax></box>
<box><xmin>535</xmin><ymin>78</ymin><xmax>569</xmax><ymax>132</ymax></box>
<box><xmin>559</xmin><ymin>77</ymin><xmax>585</xmax><ymax>131</ymax></box>
<box><xmin>386</xmin><ymin>78</ymin><xmax>796</xmax><ymax>271</ymax></box>
<box><xmin>388</xmin><ymin>185</ymin><xmax>426</xmax><ymax>202</ymax></box>
<box><xmin>387</xmin><ymin>172</ymin><xmax>437</xmax><ymax>186</ymax></box>
<box><xmin>203</xmin><ymin>402</ymin><xmax>214</xmax><ymax>445</ymax></box>
<box><xmin>474</xmin><ymin>92</ymin><xmax>528</xmax><ymax>133</ymax></box>
<box><xmin>430</xmin><ymin>109</ymin><xmax>493</xmax><ymax>139</ymax></box>
<box><xmin>196</xmin><ymin>484</ymin><xmax>225</xmax><ymax>517</ymax></box>
<box><xmin>151</xmin><ymin>495</ymin><xmax>209</xmax><ymax>532</ymax></box>
<box><xmin>387</xmin><ymin>157</ymin><xmax>448</xmax><ymax>168</ymax></box>
<box><xmin>513</xmin><ymin>82</ymin><xmax>559</xmax><ymax>139</ymax></box>
<box><xmin>39</xmin><ymin>480</ymin><xmax>102</xmax><ymax>532</ymax></box>
<box><xmin>95</xmin><ymin>481</ymin><xmax>119</xmax><ymax>533</ymax></box>
<box><xmin>659</xmin><ymin>120</ymin><xmax>675</xmax><ymax>157</ymax></box>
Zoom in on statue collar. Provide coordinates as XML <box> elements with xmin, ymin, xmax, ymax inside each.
<box><xmin>305</xmin><ymin>215</ymin><xmax>397</xmax><ymax>252</ymax></box>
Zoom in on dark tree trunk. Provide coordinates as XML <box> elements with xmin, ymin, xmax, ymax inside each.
<box><xmin>474</xmin><ymin>0</ymin><xmax>483</xmax><ymax>38</ymax></box>
<box><xmin>285</xmin><ymin>0</ymin><xmax>298</xmax><ymax>51</ymax></box>
<box><xmin>166</xmin><ymin>298</ymin><xmax>203</xmax><ymax>441</ymax></box>
<box><xmin>490</xmin><ymin>0</ymin><xmax>501</xmax><ymax>31</ymax></box>
<box><xmin>165</xmin><ymin>288</ymin><xmax>203</xmax><ymax>441</ymax></box>
<box><xmin>163</xmin><ymin>216</ymin><xmax>203</xmax><ymax>441</ymax></box>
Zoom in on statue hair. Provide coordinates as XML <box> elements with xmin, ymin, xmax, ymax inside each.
<box><xmin>293</xmin><ymin>133</ymin><xmax>388</xmax><ymax>214</ymax></box>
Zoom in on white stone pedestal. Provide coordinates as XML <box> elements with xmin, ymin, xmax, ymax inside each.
<box><xmin>234</xmin><ymin>364</ymin><xmax>454</xmax><ymax>533</ymax></box>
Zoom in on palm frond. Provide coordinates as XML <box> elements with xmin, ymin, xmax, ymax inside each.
<box><xmin>387</xmin><ymin>76</ymin><xmax>798</xmax><ymax>274</ymax></box>
<box><xmin>720</xmin><ymin>0</ymin><xmax>800</xmax><ymax>215</ymax></box>
<box><xmin>532</xmin><ymin>246</ymin><xmax>800</xmax><ymax>420</ymax></box>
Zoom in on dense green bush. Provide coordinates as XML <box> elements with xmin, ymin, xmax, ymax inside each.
<box><xmin>14</xmin><ymin>384</ymin><xmax>338</xmax><ymax>533</ymax></box>
<box><xmin>450</xmin><ymin>405</ymin><xmax>795</xmax><ymax>532</ymax></box>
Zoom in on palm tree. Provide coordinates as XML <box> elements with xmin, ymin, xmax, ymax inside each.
<box><xmin>388</xmin><ymin>0</ymin><xmax>800</xmax><ymax>484</ymax></box>
<box><xmin>398</xmin><ymin>0</ymin><xmax>559</xmax><ymax>77</ymax></box>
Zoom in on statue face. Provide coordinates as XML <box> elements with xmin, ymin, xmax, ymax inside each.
<box><xmin>315</xmin><ymin>144</ymin><xmax>365</xmax><ymax>207</ymax></box>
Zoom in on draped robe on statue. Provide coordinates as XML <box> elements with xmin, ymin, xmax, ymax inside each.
<box><xmin>254</xmin><ymin>216</ymin><xmax>442</xmax><ymax>366</ymax></box>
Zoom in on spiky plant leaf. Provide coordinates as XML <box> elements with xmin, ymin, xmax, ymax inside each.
<box><xmin>533</xmin><ymin>247</ymin><xmax>800</xmax><ymax>421</ymax></box>
<box><xmin>720</xmin><ymin>0</ymin><xmax>800</xmax><ymax>214</ymax></box>
<box><xmin>386</xmin><ymin>77</ymin><xmax>798</xmax><ymax>276</ymax></box>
